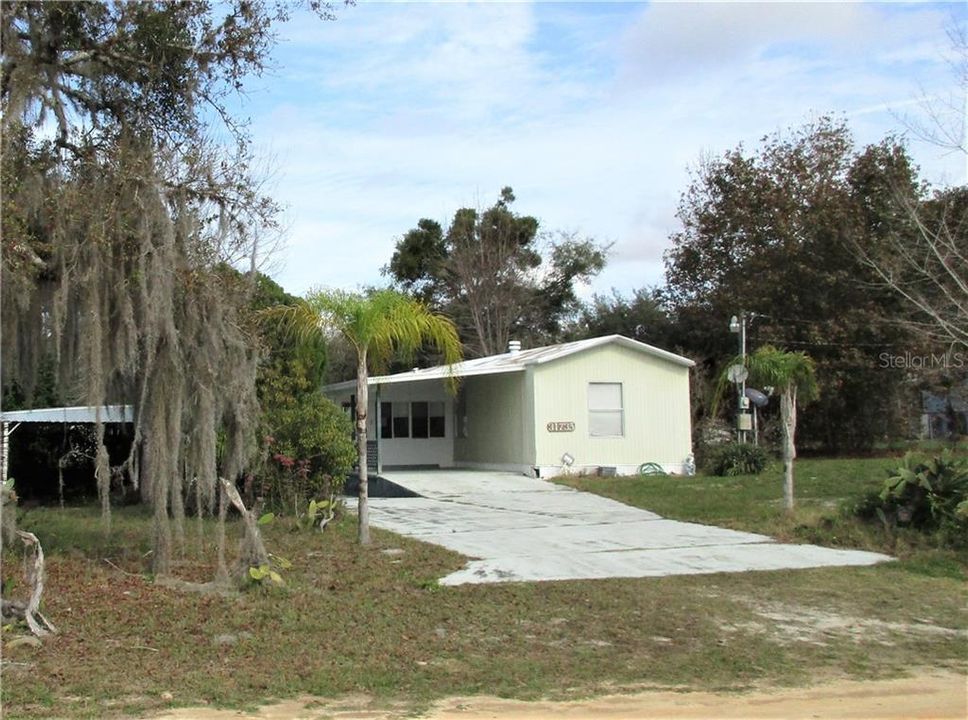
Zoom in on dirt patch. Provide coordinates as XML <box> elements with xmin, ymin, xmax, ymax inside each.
<box><xmin>150</xmin><ymin>671</ymin><xmax>966</xmax><ymax>720</ymax></box>
<box><xmin>722</xmin><ymin>599</ymin><xmax>968</xmax><ymax>647</ymax></box>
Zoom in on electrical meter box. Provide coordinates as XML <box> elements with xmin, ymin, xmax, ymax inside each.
<box><xmin>737</xmin><ymin>411</ymin><xmax>753</xmax><ymax>431</ymax></box>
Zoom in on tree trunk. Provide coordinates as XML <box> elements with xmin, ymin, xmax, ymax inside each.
<box><xmin>10</xmin><ymin>531</ymin><xmax>57</xmax><ymax>636</ymax></box>
<box><xmin>218</xmin><ymin>477</ymin><xmax>270</xmax><ymax>581</ymax></box>
<box><xmin>780</xmin><ymin>387</ymin><xmax>798</xmax><ymax>512</ymax></box>
<box><xmin>356</xmin><ymin>351</ymin><xmax>370</xmax><ymax>545</ymax></box>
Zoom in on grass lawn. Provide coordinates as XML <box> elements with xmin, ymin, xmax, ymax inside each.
<box><xmin>1</xmin><ymin>456</ymin><xmax>966</xmax><ymax>719</ymax></box>
<box><xmin>555</xmin><ymin>456</ymin><xmax>966</xmax><ymax>557</ymax></box>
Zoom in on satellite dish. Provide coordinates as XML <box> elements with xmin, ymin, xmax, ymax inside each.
<box><xmin>727</xmin><ymin>364</ymin><xmax>748</xmax><ymax>383</ymax></box>
<box><xmin>745</xmin><ymin>387</ymin><xmax>769</xmax><ymax>408</ymax></box>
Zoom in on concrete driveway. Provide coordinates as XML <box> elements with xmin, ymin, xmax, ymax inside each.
<box><xmin>366</xmin><ymin>470</ymin><xmax>891</xmax><ymax>586</ymax></box>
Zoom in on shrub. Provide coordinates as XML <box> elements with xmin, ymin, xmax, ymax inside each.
<box><xmin>693</xmin><ymin>418</ymin><xmax>734</xmax><ymax>470</ymax></box>
<box><xmin>259</xmin><ymin>395</ymin><xmax>355</xmax><ymax>514</ymax></box>
<box><xmin>702</xmin><ymin>442</ymin><xmax>769</xmax><ymax>477</ymax></box>
<box><xmin>853</xmin><ymin>450</ymin><xmax>968</xmax><ymax>547</ymax></box>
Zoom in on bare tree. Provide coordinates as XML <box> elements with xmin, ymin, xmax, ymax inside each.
<box><xmin>895</xmin><ymin>21</ymin><xmax>968</xmax><ymax>168</ymax></box>
<box><xmin>859</xmin><ymin>18</ymin><xmax>968</xmax><ymax>350</ymax></box>
<box><xmin>852</xmin><ymin>190</ymin><xmax>967</xmax><ymax>350</ymax></box>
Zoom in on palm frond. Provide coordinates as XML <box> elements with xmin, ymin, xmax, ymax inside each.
<box><xmin>711</xmin><ymin>344</ymin><xmax>819</xmax><ymax>417</ymax></box>
<box><xmin>267</xmin><ymin>287</ymin><xmax>463</xmax><ymax>388</ymax></box>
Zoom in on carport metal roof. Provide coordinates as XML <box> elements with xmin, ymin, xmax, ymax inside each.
<box><xmin>1</xmin><ymin>405</ymin><xmax>134</xmax><ymax>484</ymax></box>
<box><xmin>324</xmin><ymin>334</ymin><xmax>694</xmax><ymax>393</ymax></box>
<box><xmin>0</xmin><ymin>405</ymin><xmax>133</xmax><ymax>423</ymax></box>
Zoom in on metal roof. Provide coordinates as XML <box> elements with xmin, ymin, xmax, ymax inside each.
<box><xmin>323</xmin><ymin>334</ymin><xmax>694</xmax><ymax>392</ymax></box>
<box><xmin>0</xmin><ymin>405</ymin><xmax>134</xmax><ymax>423</ymax></box>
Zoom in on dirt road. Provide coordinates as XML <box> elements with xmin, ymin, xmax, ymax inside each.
<box><xmin>153</xmin><ymin>670</ymin><xmax>966</xmax><ymax>720</ymax></box>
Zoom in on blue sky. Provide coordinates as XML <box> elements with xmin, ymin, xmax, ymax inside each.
<box><xmin>237</xmin><ymin>1</ymin><xmax>967</xmax><ymax>299</ymax></box>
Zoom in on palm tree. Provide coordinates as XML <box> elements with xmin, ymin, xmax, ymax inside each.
<box><xmin>745</xmin><ymin>345</ymin><xmax>819</xmax><ymax>511</ymax></box>
<box><xmin>270</xmin><ymin>288</ymin><xmax>462</xmax><ymax>544</ymax></box>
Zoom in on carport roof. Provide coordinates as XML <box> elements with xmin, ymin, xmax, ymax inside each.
<box><xmin>0</xmin><ymin>405</ymin><xmax>133</xmax><ymax>423</ymax></box>
<box><xmin>323</xmin><ymin>334</ymin><xmax>694</xmax><ymax>392</ymax></box>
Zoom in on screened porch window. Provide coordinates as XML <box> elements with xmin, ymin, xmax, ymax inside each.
<box><xmin>412</xmin><ymin>402</ymin><xmax>429</xmax><ymax>438</ymax></box>
<box><xmin>380</xmin><ymin>402</ymin><xmax>392</xmax><ymax>439</ymax></box>
<box><xmin>428</xmin><ymin>401</ymin><xmax>445</xmax><ymax>437</ymax></box>
<box><xmin>380</xmin><ymin>401</ymin><xmax>445</xmax><ymax>439</ymax></box>
<box><xmin>392</xmin><ymin>402</ymin><xmax>410</xmax><ymax>438</ymax></box>
<box><xmin>588</xmin><ymin>382</ymin><xmax>624</xmax><ymax>437</ymax></box>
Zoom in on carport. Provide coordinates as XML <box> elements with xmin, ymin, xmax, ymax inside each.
<box><xmin>365</xmin><ymin>470</ymin><xmax>892</xmax><ymax>585</ymax></box>
<box><xmin>1</xmin><ymin>405</ymin><xmax>133</xmax><ymax>487</ymax></box>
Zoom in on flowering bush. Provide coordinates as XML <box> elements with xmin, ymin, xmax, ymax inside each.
<box><xmin>258</xmin><ymin>395</ymin><xmax>355</xmax><ymax>514</ymax></box>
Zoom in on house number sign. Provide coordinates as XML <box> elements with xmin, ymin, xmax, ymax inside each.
<box><xmin>546</xmin><ymin>421</ymin><xmax>575</xmax><ymax>433</ymax></box>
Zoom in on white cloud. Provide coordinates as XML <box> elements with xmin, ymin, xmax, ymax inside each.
<box><xmin>245</xmin><ymin>1</ymin><xmax>965</xmax><ymax>299</ymax></box>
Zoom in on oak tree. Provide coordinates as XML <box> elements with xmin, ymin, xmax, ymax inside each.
<box><xmin>664</xmin><ymin>118</ymin><xmax>921</xmax><ymax>450</ymax></box>
<box><xmin>1</xmin><ymin>1</ymin><xmax>343</xmax><ymax>586</ymax></box>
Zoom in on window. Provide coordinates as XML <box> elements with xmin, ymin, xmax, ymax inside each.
<box><xmin>379</xmin><ymin>401</ymin><xmax>445</xmax><ymax>439</ymax></box>
<box><xmin>392</xmin><ymin>402</ymin><xmax>410</xmax><ymax>438</ymax></box>
<box><xmin>343</xmin><ymin>397</ymin><xmax>356</xmax><ymax>437</ymax></box>
<box><xmin>380</xmin><ymin>402</ymin><xmax>392</xmax><ymax>439</ymax></box>
<box><xmin>412</xmin><ymin>401</ymin><xmax>429</xmax><ymax>438</ymax></box>
<box><xmin>428</xmin><ymin>401</ymin><xmax>445</xmax><ymax>438</ymax></box>
<box><xmin>588</xmin><ymin>382</ymin><xmax>623</xmax><ymax>437</ymax></box>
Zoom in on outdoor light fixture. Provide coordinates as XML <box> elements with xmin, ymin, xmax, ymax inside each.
<box><xmin>729</xmin><ymin>315</ymin><xmax>740</xmax><ymax>334</ymax></box>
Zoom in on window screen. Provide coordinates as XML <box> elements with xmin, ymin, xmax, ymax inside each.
<box><xmin>588</xmin><ymin>383</ymin><xmax>623</xmax><ymax>437</ymax></box>
<box><xmin>392</xmin><ymin>402</ymin><xmax>410</xmax><ymax>438</ymax></box>
<box><xmin>411</xmin><ymin>401</ymin><xmax>429</xmax><ymax>438</ymax></box>
<box><xmin>380</xmin><ymin>402</ymin><xmax>392</xmax><ymax>439</ymax></box>
<box><xmin>379</xmin><ymin>401</ymin><xmax>446</xmax><ymax>439</ymax></box>
<box><xmin>428</xmin><ymin>401</ymin><xmax>445</xmax><ymax>438</ymax></box>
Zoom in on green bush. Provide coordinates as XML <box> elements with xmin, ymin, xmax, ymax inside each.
<box><xmin>692</xmin><ymin>419</ymin><xmax>734</xmax><ymax>471</ymax></box>
<box><xmin>702</xmin><ymin>442</ymin><xmax>769</xmax><ymax>477</ymax></box>
<box><xmin>853</xmin><ymin>450</ymin><xmax>968</xmax><ymax>547</ymax></box>
<box><xmin>260</xmin><ymin>394</ymin><xmax>355</xmax><ymax>514</ymax></box>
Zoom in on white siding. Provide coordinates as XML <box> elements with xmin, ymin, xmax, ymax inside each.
<box><xmin>453</xmin><ymin>373</ymin><xmax>527</xmax><ymax>467</ymax></box>
<box><xmin>532</xmin><ymin>344</ymin><xmax>692</xmax><ymax>474</ymax></box>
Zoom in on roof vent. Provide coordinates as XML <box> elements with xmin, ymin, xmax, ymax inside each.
<box><xmin>507</xmin><ymin>340</ymin><xmax>521</xmax><ymax>355</ymax></box>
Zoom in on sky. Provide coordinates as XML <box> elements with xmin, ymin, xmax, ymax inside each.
<box><xmin>238</xmin><ymin>1</ymin><xmax>967</xmax><ymax>300</ymax></box>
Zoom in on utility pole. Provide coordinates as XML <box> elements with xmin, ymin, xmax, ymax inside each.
<box><xmin>729</xmin><ymin>313</ymin><xmax>752</xmax><ymax>443</ymax></box>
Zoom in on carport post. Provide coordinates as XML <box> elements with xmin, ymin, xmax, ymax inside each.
<box><xmin>375</xmin><ymin>384</ymin><xmax>382</xmax><ymax>475</ymax></box>
<box><xmin>1</xmin><ymin>421</ymin><xmax>18</xmax><ymax>486</ymax></box>
<box><xmin>1</xmin><ymin>421</ymin><xmax>6</xmax><ymax>485</ymax></box>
